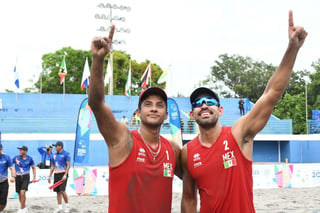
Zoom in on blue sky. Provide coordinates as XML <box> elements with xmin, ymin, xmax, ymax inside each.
<box><xmin>0</xmin><ymin>0</ymin><xmax>319</xmax><ymax>96</ymax></box>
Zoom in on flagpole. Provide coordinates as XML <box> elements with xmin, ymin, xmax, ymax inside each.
<box><xmin>39</xmin><ymin>64</ymin><xmax>43</xmax><ymax>105</ymax></box>
<box><xmin>109</xmin><ymin>52</ymin><xmax>113</xmax><ymax>95</ymax></box>
<box><xmin>58</xmin><ymin>53</ymin><xmax>67</xmax><ymax>104</ymax></box>
<box><xmin>63</xmin><ymin>79</ymin><xmax>65</xmax><ymax>104</ymax></box>
<box><xmin>169</xmin><ymin>64</ymin><xmax>172</xmax><ymax>97</ymax></box>
<box><xmin>95</xmin><ymin>3</ymin><xmax>131</xmax><ymax>94</ymax></box>
<box><xmin>14</xmin><ymin>56</ymin><xmax>19</xmax><ymax>105</ymax></box>
<box><xmin>149</xmin><ymin>63</ymin><xmax>152</xmax><ymax>88</ymax></box>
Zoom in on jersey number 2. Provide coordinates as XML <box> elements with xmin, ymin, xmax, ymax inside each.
<box><xmin>223</xmin><ymin>140</ymin><xmax>229</xmax><ymax>151</ymax></box>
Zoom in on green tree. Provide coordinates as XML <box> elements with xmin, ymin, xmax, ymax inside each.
<box><xmin>201</xmin><ymin>54</ymin><xmax>309</xmax><ymax>103</ymax></box>
<box><xmin>36</xmin><ymin>47</ymin><xmax>91</xmax><ymax>94</ymax></box>
<box><xmin>200</xmin><ymin>53</ymin><xmax>312</xmax><ymax>134</ymax></box>
<box><xmin>34</xmin><ymin>47</ymin><xmax>165</xmax><ymax>95</ymax></box>
<box><xmin>309</xmin><ymin>60</ymin><xmax>320</xmax><ymax>110</ymax></box>
<box><xmin>200</xmin><ymin>54</ymin><xmax>276</xmax><ymax>102</ymax></box>
<box><xmin>273</xmin><ymin>93</ymin><xmax>306</xmax><ymax>134</ymax></box>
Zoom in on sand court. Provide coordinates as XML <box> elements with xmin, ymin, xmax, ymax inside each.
<box><xmin>3</xmin><ymin>187</ymin><xmax>320</xmax><ymax>213</ymax></box>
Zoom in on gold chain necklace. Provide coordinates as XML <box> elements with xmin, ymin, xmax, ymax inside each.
<box><xmin>138</xmin><ymin>128</ymin><xmax>161</xmax><ymax>161</ymax></box>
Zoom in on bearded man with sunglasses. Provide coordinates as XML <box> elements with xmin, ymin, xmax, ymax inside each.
<box><xmin>181</xmin><ymin>10</ymin><xmax>307</xmax><ymax>213</ymax></box>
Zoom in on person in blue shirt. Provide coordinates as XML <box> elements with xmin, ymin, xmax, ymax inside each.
<box><xmin>37</xmin><ymin>145</ymin><xmax>53</xmax><ymax>169</ymax></box>
<box><xmin>48</xmin><ymin>141</ymin><xmax>71</xmax><ymax>213</ymax></box>
<box><xmin>12</xmin><ymin>145</ymin><xmax>36</xmax><ymax>213</ymax></box>
<box><xmin>0</xmin><ymin>144</ymin><xmax>16</xmax><ymax>213</ymax></box>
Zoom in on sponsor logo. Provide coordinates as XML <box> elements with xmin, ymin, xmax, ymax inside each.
<box><xmin>138</xmin><ymin>148</ymin><xmax>146</xmax><ymax>157</ymax></box>
<box><xmin>193</xmin><ymin>153</ymin><xmax>200</xmax><ymax>161</ymax></box>
<box><xmin>136</xmin><ymin>157</ymin><xmax>145</xmax><ymax>163</ymax></box>
<box><xmin>193</xmin><ymin>153</ymin><xmax>202</xmax><ymax>168</ymax></box>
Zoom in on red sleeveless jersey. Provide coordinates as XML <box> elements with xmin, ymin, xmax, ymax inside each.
<box><xmin>187</xmin><ymin>126</ymin><xmax>255</xmax><ymax>213</ymax></box>
<box><xmin>108</xmin><ymin>130</ymin><xmax>176</xmax><ymax>213</ymax></box>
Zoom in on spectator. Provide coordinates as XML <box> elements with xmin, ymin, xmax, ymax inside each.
<box><xmin>187</xmin><ymin>119</ymin><xmax>195</xmax><ymax>133</ymax></box>
<box><xmin>135</xmin><ymin>113</ymin><xmax>141</xmax><ymax>127</ymax></box>
<box><xmin>12</xmin><ymin>145</ymin><xmax>36</xmax><ymax>213</ymax></box>
<box><xmin>0</xmin><ymin>144</ymin><xmax>16</xmax><ymax>213</ymax></box>
<box><xmin>238</xmin><ymin>98</ymin><xmax>245</xmax><ymax>116</ymax></box>
<box><xmin>37</xmin><ymin>145</ymin><xmax>53</xmax><ymax>169</ymax></box>
<box><xmin>130</xmin><ymin>112</ymin><xmax>138</xmax><ymax>129</ymax></box>
<box><xmin>180</xmin><ymin>119</ymin><xmax>185</xmax><ymax>133</ymax></box>
<box><xmin>120</xmin><ymin>115</ymin><xmax>129</xmax><ymax>125</ymax></box>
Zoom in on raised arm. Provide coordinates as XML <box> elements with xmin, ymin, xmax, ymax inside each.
<box><xmin>89</xmin><ymin>25</ymin><xmax>132</xmax><ymax>166</ymax></box>
<box><xmin>233</xmin><ymin>10</ymin><xmax>308</xmax><ymax>159</ymax></box>
<box><xmin>181</xmin><ymin>146</ymin><xmax>197</xmax><ymax>213</ymax></box>
<box><xmin>37</xmin><ymin>146</ymin><xmax>45</xmax><ymax>155</ymax></box>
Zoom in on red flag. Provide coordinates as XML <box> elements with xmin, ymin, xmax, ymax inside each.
<box><xmin>140</xmin><ymin>63</ymin><xmax>151</xmax><ymax>89</ymax></box>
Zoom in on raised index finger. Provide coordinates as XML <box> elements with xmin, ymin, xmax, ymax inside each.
<box><xmin>289</xmin><ymin>10</ymin><xmax>294</xmax><ymax>28</ymax></box>
<box><xmin>108</xmin><ymin>25</ymin><xmax>115</xmax><ymax>41</ymax></box>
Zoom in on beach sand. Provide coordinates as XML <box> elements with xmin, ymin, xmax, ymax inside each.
<box><xmin>4</xmin><ymin>187</ymin><xmax>320</xmax><ymax>213</ymax></box>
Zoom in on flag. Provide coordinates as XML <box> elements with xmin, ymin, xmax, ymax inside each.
<box><xmin>167</xmin><ymin>98</ymin><xmax>183</xmax><ymax>147</ymax></box>
<box><xmin>74</xmin><ymin>98</ymin><xmax>93</xmax><ymax>163</ymax></box>
<box><xmin>81</xmin><ymin>57</ymin><xmax>90</xmax><ymax>90</ymax></box>
<box><xmin>125</xmin><ymin>61</ymin><xmax>131</xmax><ymax>96</ymax></box>
<box><xmin>104</xmin><ymin>60</ymin><xmax>112</xmax><ymax>86</ymax></box>
<box><xmin>157</xmin><ymin>66</ymin><xmax>169</xmax><ymax>84</ymax></box>
<box><xmin>13</xmin><ymin>65</ymin><xmax>19</xmax><ymax>89</ymax></box>
<box><xmin>140</xmin><ymin>63</ymin><xmax>151</xmax><ymax>89</ymax></box>
<box><xmin>58</xmin><ymin>56</ymin><xmax>67</xmax><ymax>85</ymax></box>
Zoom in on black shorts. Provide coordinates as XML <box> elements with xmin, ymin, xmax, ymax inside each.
<box><xmin>15</xmin><ymin>174</ymin><xmax>30</xmax><ymax>193</ymax></box>
<box><xmin>0</xmin><ymin>179</ymin><xmax>9</xmax><ymax>205</ymax></box>
<box><xmin>53</xmin><ymin>173</ymin><xmax>68</xmax><ymax>192</ymax></box>
<box><xmin>37</xmin><ymin>162</ymin><xmax>51</xmax><ymax>169</ymax></box>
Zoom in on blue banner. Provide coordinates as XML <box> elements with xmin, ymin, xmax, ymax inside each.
<box><xmin>311</xmin><ymin>110</ymin><xmax>320</xmax><ymax>134</ymax></box>
<box><xmin>74</xmin><ymin>98</ymin><xmax>93</xmax><ymax>163</ymax></box>
<box><xmin>245</xmin><ymin>97</ymin><xmax>251</xmax><ymax>113</ymax></box>
<box><xmin>167</xmin><ymin>98</ymin><xmax>183</xmax><ymax>147</ymax></box>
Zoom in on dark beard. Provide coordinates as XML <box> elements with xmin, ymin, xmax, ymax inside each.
<box><xmin>196</xmin><ymin>117</ymin><xmax>218</xmax><ymax>129</ymax></box>
<box><xmin>195</xmin><ymin>108</ymin><xmax>218</xmax><ymax>129</ymax></box>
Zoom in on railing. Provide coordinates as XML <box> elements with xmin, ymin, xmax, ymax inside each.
<box><xmin>0</xmin><ymin>117</ymin><xmax>299</xmax><ymax>135</ymax></box>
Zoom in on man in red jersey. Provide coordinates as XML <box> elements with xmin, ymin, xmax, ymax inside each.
<box><xmin>89</xmin><ymin>25</ymin><xmax>182</xmax><ymax>213</ymax></box>
<box><xmin>181</xmin><ymin>10</ymin><xmax>307</xmax><ymax>213</ymax></box>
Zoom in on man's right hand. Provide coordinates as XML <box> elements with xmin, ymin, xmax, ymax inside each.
<box><xmin>288</xmin><ymin>10</ymin><xmax>307</xmax><ymax>49</ymax></box>
<box><xmin>91</xmin><ymin>25</ymin><xmax>115</xmax><ymax>59</ymax></box>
